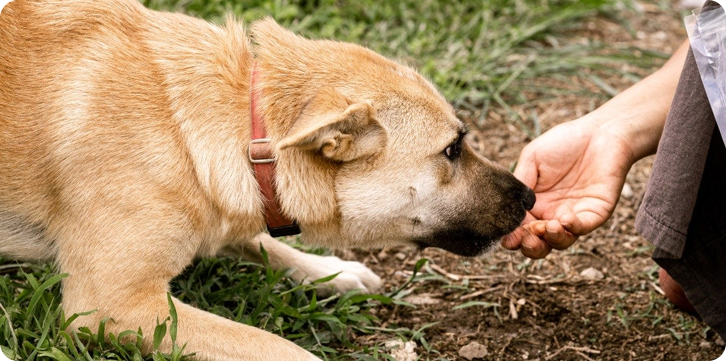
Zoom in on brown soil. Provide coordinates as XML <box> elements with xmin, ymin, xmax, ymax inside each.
<box><xmin>341</xmin><ymin>2</ymin><xmax>726</xmax><ymax>360</ymax></box>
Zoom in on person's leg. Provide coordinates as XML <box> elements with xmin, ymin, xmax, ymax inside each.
<box><xmin>658</xmin><ymin>267</ymin><xmax>696</xmax><ymax>314</ymax></box>
<box><xmin>656</xmin><ymin>125</ymin><xmax>726</xmax><ymax>340</ymax></box>
<box><xmin>635</xmin><ymin>19</ymin><xmax>726</xmax><ymax>337</ymax></box>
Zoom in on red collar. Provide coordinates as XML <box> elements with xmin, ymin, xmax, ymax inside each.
<box><xmin>248</xmin><ymin>62</ymin><xmax>300</xmax><ymax>237</ymax></box>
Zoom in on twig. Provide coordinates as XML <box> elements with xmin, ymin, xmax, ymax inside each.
<box><xmin>648</xmin><ymin>334</ymin><xmax>672</xmax><ymax>342</ymax></box>
<box><xmin>429</xmin><ymin>263</ymin><xmax>504</xmax><ymax>282</ymax></box>
<box><xmin>459</xmin><ymin>286</ymin><xmax>504</xmax><ymax>300</ymax></box>
<box><xmin>524</xmin><ymin>275</ymin><xmax>572</xmax><ymax>285</ymax></box>
<box><xmin>545</xmin><ymin>346</ymin><xmax>601</xmax><ymax>360</ymax></box>
<box><xmin>429</xmin><ymin>263</ymin><xmax>461</xmax><ymax>281</ymax></box>
<box><xmin>575</xmin><ymin>351</ymin><xmax>597</xmax><ymax>361</ymax></box>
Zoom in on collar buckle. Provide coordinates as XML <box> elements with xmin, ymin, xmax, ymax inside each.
<box><xmin>248</xmin><ymin>138</ymin><xmax>275</xmax><ymax>164</ymax></box>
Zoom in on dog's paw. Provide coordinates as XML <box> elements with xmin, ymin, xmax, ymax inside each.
<box><xmin>292</xmin><ymin>254</ymin><xmax>382</xmax><ymax>297</ymax></box>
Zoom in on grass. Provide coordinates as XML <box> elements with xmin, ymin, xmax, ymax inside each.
<box><xmin>143</xmin><ymin>0</ymin><xmax>667</xmax><ymax>133</ymax></box>
<box><xmin>0</xmin><ymin>0</ymin><xmax>669</xmax><ymax>360</ymax></box>
<box><xmin>0</xmin><ymin>253</ymin><xmax>428</xmax><ymax>361</ymax></box>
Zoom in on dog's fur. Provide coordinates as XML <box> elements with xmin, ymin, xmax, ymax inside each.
<box><xmin>0</xmin><ymin>1</ymin><xmax>535</xmax><ymax>360</ymax></box>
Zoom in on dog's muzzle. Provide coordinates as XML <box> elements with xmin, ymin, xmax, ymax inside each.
<box><xmin>522</xmin><ymin>187</ymin><xmax>536</xmax><ymax>211</ymax></box>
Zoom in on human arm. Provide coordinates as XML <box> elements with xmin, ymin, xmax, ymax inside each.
<box><xmin>502</xmin><ymin>40</ymin><xmax>690</xmax><ymax>259</ymax></box>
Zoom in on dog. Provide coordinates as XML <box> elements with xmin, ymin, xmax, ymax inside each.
<box><xmin>0</xmin><ymin>1</ymin><xmax>535</xmax><ymax>360</ymax></box>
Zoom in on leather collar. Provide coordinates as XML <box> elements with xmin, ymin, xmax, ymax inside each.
<box><xmin>248</xmin><ymin>62</ymin><xmax>301</xmax><ymax>237</ymax></box>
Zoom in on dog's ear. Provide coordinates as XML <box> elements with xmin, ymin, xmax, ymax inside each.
<box><xmin>278</xmin><ymin>88</ymin><xmax>388</xmax><ymax>162</ymax></box>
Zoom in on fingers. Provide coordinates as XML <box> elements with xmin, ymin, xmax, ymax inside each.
<box><xmin>502</xmin><ymin>220</ymin><xmax>552</xmax><ymax>259</ymax></box>
<box><xmin>543</xmin><ymin>219</ymin><xmax>578</xmax><ymax>250</ymax></box>
<box><xmin>501</xmin><ymin>213</ymin><xmax>538</xmax><ymax>250</ymax></box>
<box><xmin>502</xmin><ymin>209</ymin><xmax>598</xmax><ymax>258</ymax></box>
<box><xmin>502</xmin><ymin>217</ymin><xmax>580</xmax><ymax>259</ymax></box>
<box><xmin>520</xmin><ymin>229</ymin><xmax>553</xmax><ymax>259</ymax></box>
<box><xmin>520</xmin><ymin>214</ymin><xmax>589</xmax><ymax>252</ymax></box>
<box><xmin>501</xmin><ymin>229</ymin><xmax>524</xmax><ymax>250</ymax></box>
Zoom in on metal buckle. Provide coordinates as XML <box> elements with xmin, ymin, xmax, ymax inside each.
<box><xmin>248</xmin><ymin>138</ymin><xmax>275</xmax><ymax>164</ymax></box>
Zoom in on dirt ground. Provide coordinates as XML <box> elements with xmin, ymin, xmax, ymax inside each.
<box><xmin>339</xmin><ymin>2</ymin><xmax>726</xmax><ymax>360</ymax></box>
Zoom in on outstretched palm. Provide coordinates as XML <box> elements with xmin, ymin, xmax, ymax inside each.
<box><xmin>503</xmin><ymin>119</ymin><xmax>635</xmax><ymax>258</ymax></box>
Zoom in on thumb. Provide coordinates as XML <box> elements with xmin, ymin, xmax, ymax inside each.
<box><xmin>560</xmin><ymin>211</ymin><xmax>604</xmax><ymax>236</ymax></box>
<box><xmin>512</xmin><ymin>152</ymin><xmax>539</xmax><ymax>189</ymax></box>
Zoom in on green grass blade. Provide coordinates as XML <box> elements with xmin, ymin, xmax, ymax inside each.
<box><xmin>27</xmin><ymin>274</ymin><xmax>67</xmax><ymax>316</ymax></box>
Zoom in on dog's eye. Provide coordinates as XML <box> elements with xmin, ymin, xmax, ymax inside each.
<box><xmin>444</xmin><ymin>138</ymin><xmax>463</xmax><ymax>161</ymax></box>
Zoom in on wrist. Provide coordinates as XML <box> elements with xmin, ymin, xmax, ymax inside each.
<box><xmin>581</xmin><ymin>109</ymin><xmax>659</xmax><ymax>167</ymax></box>
<box><xmin>602</xmin><ymin>111</ymin><xmax>662</xmax><ymax>162</ymax></box>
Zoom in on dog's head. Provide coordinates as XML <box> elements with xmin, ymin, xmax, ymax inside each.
<box><xmin>252</xmin><ymin>19</ymin><xmax>534</xmax><ymax>256</ymax></box>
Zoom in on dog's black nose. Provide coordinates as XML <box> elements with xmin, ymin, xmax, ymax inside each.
<box><xmin>522</xmin><ymin>187</ymin><xmax>536</xmax><ymax>210</ymax></box>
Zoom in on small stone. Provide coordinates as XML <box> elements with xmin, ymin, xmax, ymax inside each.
<box><xmin>395</xmin><ymin>252</ymin><xmax>407</xmax><ymax>261</ymax></box>
<box><xmin>384</xmin><ymin>339</ymin><xmax>417</xmax><ymax>361</ymax></box>
<box><xmin>458</xmin><ymin>341</ymin><xmax>488</xmax><ymax>360</ymax></box>
<box><xmin>580</xmin><ymin>267</ymin><xmax>604</xmax><ymax>280</ymax></box>
<box><xmin>621</xmin><ymin>183</ymin><xmax>634</xmax><ymax>199</ymax></box>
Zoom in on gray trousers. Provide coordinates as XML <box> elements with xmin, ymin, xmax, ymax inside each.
<box><xmin>635</xmin><ymin>40</ymin><xmax>726</xmax><ymax>339</ymax></box>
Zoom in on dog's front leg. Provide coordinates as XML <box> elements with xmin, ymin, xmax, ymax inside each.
<box><xmin>65</xmin><ymin>291</ymin><xmax>319</xmax><ymax>361</ymax></box>
<box><xmin>241</xmin><ymin>233</ymin><xmax>383</xmax><ymax>296</ymax></box>
<box><xmin>57</xmin><ymin>220</ymin><xmax>319</xmax><ymax>361</ymax></box>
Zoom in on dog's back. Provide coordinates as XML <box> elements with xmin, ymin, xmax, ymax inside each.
<box><xmin>0</xmin><ymin>0</ymin><xmax>257</xmax><ymax>261</ymax></box>
<box><xmin>0</xmin><ymin>0</ymin><xmax>165</xmax><ymax>260</ymax></box>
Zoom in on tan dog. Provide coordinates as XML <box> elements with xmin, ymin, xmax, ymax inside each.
<box><xmin>0</xmin><ymin>1</ymin><xmax>535</xmax><ymax>360</ymax></box>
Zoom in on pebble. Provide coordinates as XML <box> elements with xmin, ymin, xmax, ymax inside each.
<box><xmin>580</xmin><ymin>267</ymin><xmax>605</xmax><ymax>280</ymax></box>
<box><xmin>458</xmin><ymin>341</ymin><xmax>488</xmax><ymax>360</ymax></box>
<box><xmin>384</xmin><ymin>340</ymin><xmax>417</xmax><ymax>361</ymax></box>
<box><xmin>621</xmin><ymin>183</ymin><xmax>634</xmax><ymax>199</ymax></box>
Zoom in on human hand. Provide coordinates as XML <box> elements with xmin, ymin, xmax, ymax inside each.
<box><xmin>502</xmin><ymin>117</ymin><xmax>636</xmax><ymax>259</ymax></box>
